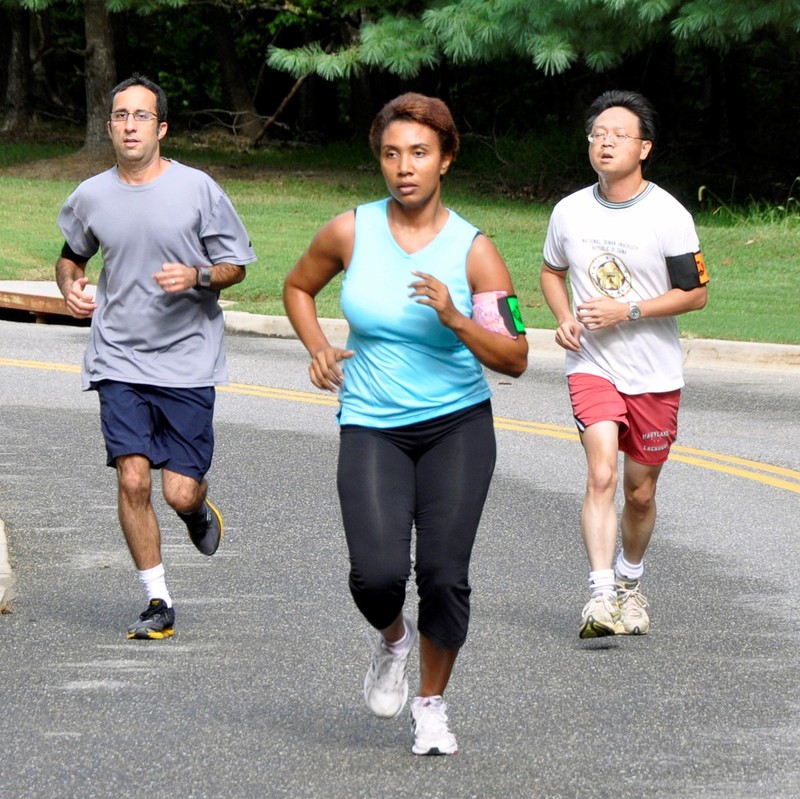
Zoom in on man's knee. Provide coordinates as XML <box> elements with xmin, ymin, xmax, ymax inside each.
<box><xmin>626</xmin><ymin>483</ymin><xmax>657</xmax><ymax>513</ymax></box>
<box><xmin>162</xmin><ymin>472</ymin><xmax>204</xmax><ymax>514</ymax></box>
<box><xmin>624</xmin><ymin>472</ymin><xmax>659</xmax><ymax>514</ymax></box>
<box><xmin>116</xmin><ymin>456</ymin><xmax>152</xmax><ymax>502</ymax></box>
<box><xmin>586</xmin><ymin>462</ymin><xmax>618</xmax><ymax>496</ymax></box>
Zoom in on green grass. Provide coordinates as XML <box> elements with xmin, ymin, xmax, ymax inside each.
<box><xmin>1</xmin><ymin>136</ymin><xmax>799</xmax><ymax>345</ymax></box>
<box><xmin>0</xmin><ymin>140</ymin><xmax>78</xmax><ymax>169</ymax></box>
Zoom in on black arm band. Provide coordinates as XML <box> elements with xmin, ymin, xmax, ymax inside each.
<box><xmin>60</xmin><ymin>241</ymin><xmax>91</xmax><ymax>265</ymax></box>
<box><xmin>665</xmin><ymin>251</ymin><xmax>709</xmax><ymax>290</ymax></box>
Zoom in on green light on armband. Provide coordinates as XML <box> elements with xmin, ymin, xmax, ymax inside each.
<box><xmin>506</xmin><ymin>295</ymin><xmax>526</xmax><ymax>333</ymax></box>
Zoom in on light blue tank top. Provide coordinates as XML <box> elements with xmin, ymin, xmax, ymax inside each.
<box><xmin>338</xmin><ymin>198</ymin><xmax>492</xmax><ymax>427</ymax></box>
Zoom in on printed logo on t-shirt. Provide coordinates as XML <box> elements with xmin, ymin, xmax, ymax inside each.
<box><xmin>588</xmin><ymin>252</ymin><xmax>632</xmax><ymax>298</ymax></box>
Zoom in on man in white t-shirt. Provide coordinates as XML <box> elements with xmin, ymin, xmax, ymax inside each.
<box><xmin>540</xmin><ymin>90</ymin><xmax>709</xmax><ymax>639</ymax></box>
<box><xmin>55</xmin><ymin>74</ymin><xmax>256</xmax><ymax>640</ymax></box>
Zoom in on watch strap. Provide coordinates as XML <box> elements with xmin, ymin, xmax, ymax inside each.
<box><xmin>194</xmin><ymin>265</ymin><xmax>212</xmax><ymax>288</ymax></box>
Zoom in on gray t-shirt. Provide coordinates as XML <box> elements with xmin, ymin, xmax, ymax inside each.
<box><xmin>58</xmin><ymin>160</ymin><xmax>256</xmax><ymax>389</ymax></box>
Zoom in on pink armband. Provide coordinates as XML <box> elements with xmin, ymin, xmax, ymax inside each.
<box><xmin>472</xmin><ymin>291</ymin><xmax>525</xmax><ymax>339</ymax></box>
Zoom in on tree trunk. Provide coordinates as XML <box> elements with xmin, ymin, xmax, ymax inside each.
<box><xmin>82</xmin><ymin>0</ymin><xmax>116</xmax><ymax>157</ymax></box>
<box><xmin>1</xmin><ymin>8</ymin><xmax>31</xmax><ymax>134</ymax></box>
<box><xmin>205</xmin><ymin>3</ymin><xmax>261</xmax><ymax>139</ymax></box>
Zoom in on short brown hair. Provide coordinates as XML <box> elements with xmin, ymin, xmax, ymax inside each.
<box><xmin>369</xmin><ymin>93</ymin><xmax>460</xmax><ymax>160</ymax></box>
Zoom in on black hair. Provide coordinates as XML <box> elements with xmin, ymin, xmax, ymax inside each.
<box><xmin>585</xmin><ymin>90</ymin><xmax>659</xmax><ymax>163</ymax></box>
<box><xmin>109</xmin><ymin>74</ymin><xmax>168</xmax><ymax>122</ymax></box>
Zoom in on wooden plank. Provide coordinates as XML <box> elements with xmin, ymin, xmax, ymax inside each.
<box><xmin>0</xmin><ymin>281</ymin><xmax>93</xmax><ymax>322</ymax></box>
<box><xmin>0</xmin><ymin>290</ymin><xmax>70</xmax><ymax>316</ymax></box>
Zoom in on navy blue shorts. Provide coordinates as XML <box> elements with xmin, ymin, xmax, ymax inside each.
<box><xmin>95</xmin><ymin>380</ymin><xmax>215</xmax><ymax>482</ymax></box>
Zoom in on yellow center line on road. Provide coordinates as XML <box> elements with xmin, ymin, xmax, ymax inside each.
<box><xmin>3</xmin><ymin>360</ymin><xmax>798</xmax><ymax>493</ymax></box>
<box><xmin>221</xmin><ymin>382</ymin><xmax>339</xmax><ymax>406</ymax></box>
<box><xmin>671</xmin><ymin>445</ymin><xmax>800</xmax><ymax>480</ymax></box>
<box><xmin>668</xmin><ymin>453</ymin><xmax>800</xmax><ymax>493</ymax></box>
<box><xmin>495</xmin><ymin>417</ymin><xmax>580</xmax><ymax>443</ymax></box>
<box><xmin>0</xmin><ymin>357</ymin><xmax>80</xmax><ymax>373</ymax></box>
<box><xmin>494</xmin><ymin>414</ymin><xmax>800</xmax><ymax>493</ymax></box>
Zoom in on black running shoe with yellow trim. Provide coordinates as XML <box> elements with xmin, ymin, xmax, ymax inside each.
<box><xmin>185</xmin><ymin>498</ymin><xmax>223</xmax><ymax>556</ymax></box>
<box><xmin>127</xmin><ymin>598</ymin><xmax>175</xmax><ymax>640</ymax></box>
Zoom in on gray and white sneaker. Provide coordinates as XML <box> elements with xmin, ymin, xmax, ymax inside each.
<box><xmin>411</xmin><ymin>695</ymin><xmax>458</xmax><ymax>755</ymax></box>
<box><xmin>126</xmin><ymin>598</ymin><xmax>175</xmax><ymax>640</ymax></box>
<box><xmin>363</xmin><ymin>615</ymin><xmax>417</xmax><ymax>718</ymax></box>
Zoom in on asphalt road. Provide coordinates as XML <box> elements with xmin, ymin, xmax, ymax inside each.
<box><xmin>1</xmin><ymin>318</ymin><xmax>799</xmax><ymax>799</ymax></box>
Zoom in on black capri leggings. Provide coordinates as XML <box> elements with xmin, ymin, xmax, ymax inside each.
<box><xmin>337</xmin><ymin>400</ymin><xmax>496</xmax><ymax>650</ymax></box>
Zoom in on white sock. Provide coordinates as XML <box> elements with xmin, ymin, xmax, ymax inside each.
<box><xmin>413</xmin><ymin>695</ymin><xmax>444</xmax><ymax>709</ymax></box>
<box><xmin>384</xmin><ymin>622</ymin><xmax>411</xmax><ymax>656</ymax></box>
<box><xmin>589</xmin><ymin>568</ymin><xmax>616</xmax><ymax>599</ymax></box>
<box><xmin>137</xmin><ymin>563</ymin><xmax>172</xmax><ymax>607</ymax></box>
<box><xmin>615</xmin><ymin>552</ymin><xmax>644</xmax><ymax>581</ymax></box>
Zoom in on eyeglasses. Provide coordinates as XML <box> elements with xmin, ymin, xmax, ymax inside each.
<box><xmin>109</xmin><ymin>110</ymin><xmax>158</xmax><ymax>123</ymax></box>
<box><xmin>587</xmin><ymin>131</ymin><xmax>645</xmax><ymax>145</ymax></box>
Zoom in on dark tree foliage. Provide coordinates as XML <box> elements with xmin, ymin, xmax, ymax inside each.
<box><xmin>0</xmin><ymin>1</ymin><xmax>797</xmax><ymax>203</ymax></box>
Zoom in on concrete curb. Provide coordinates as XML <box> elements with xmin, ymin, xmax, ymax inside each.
<box><xmin>680</xmin><ymin>338</ymin><xmax>800</xmax><ymax>373</ymax></box>
<box><xmin>223</xmin><ymin>311</ymin><xmax>800</xmax><ymax>374</ymax></box>
<box><xmin>1</xmin><ymin>282</ymin><xmax>797</xmax><ymax>374</ymax></box>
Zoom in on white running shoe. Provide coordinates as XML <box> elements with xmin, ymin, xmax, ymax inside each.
<box><xmin>411</xmin><ymin>695</ymin><xmax>458</xmax><ymax>755</ymax></box>
<box><xmin>579</xmin><ymin>594</ymin><xmax>623</xmax><ymax>639</ymax></box>
<box><xmin>363</xmin><ymin>615</ymin><xmax>417</xmax><ymax>718</ymax></box>
<box><xmin>616</xmin><ymin>579</ymin><xmax>650</xmax><ymax>635</ymax></box>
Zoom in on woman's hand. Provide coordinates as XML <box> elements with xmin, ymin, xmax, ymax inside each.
<box><xmin>309</xmin><ymin>345</ymin><xmax>354</xmax><ymax>392</ymax></box>
<box><xmin>409</xmin><ymin>270</ymin><xmax>460</xmax><ymax>328</ymax></box>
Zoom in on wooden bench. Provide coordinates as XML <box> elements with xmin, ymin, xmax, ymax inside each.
<box><xmin>0</xmin><ymin>281</ymin><xmax>93</xmax><ymax>324</ymax></box>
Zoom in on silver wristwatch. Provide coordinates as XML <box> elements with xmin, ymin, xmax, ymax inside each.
<box><xmin>627</xmin><ymin>301</ymin><xmax>641</xmax><ymax>322</ymax></box>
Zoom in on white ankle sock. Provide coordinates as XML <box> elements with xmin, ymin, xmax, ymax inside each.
<box><xmin>615</xmin><ymin>552</ymin><xmax>644</xmax><ymax>581</ymax></box>
<box><xmin>385</xmin><ymin>622</ymin><xmax>411</xmax><ymax>656</ymax></box>
<box><xmin>137</xmin><ymin>563</ymin><xmax>172</xmax><ymax>607</ymax></box>
<box><xmin>589</xmin><ymin>568</ymin><xmax>616</xmax><ymax>599</ymax></box>
<box><xmin>413</xmin><ymin>695</ymin><xmax>444</xmax><ymax>709</ymax></box>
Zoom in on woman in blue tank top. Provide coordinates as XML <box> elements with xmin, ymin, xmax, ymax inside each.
<box><xmin>284</xmin><ymin>93</ymin><xmax>528</xmax><ymax>756</ymax></box>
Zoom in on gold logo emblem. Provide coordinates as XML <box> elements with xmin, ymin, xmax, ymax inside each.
<box><xmin>588</xmin><ymin>253</ymin><xmax>632</xmax><ymax>298</ymax></box>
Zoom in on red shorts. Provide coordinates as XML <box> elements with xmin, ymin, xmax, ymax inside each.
<box><xmin>568</xmin><ymin>373</ymin><xmax>681</xmax><ymax>466</ymax></box>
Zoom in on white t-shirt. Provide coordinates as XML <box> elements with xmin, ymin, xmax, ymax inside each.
<box><xmin>542</xmin><ymin>182</ymin><xmax>700</xmax><ymax>394</ymax></box>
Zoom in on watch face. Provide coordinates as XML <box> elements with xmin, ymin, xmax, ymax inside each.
<box><xmin>199</xmin><ymin>267</ymin><xmax>212</xmax><ymax>287</ymax></box>
<box><xmin>629</xmin><ymin>303</ymin><xmax>640</xmax><ymax>321</ymax></box>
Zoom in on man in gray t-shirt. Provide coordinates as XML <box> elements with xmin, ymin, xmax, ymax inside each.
<box><xmin>55</xmin><ymin>74</ymin><xmax>256</xmax><ymax>641</ymax></box>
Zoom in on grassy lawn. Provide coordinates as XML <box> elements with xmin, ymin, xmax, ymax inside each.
<box><xmin>1</xmin><ymin>136</ymin><xmax>798</xmax><ymax>345</ymax></box>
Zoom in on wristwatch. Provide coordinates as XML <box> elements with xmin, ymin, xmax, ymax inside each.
<box><xmin>627</xmin><ymin>301</ymin><xmax>641</xmax><ymax>322</ymax></box>
<box><xmin>195</xmin><ymin>266</ymin><xmax>212</xmax><ymax>289</ymax></box>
